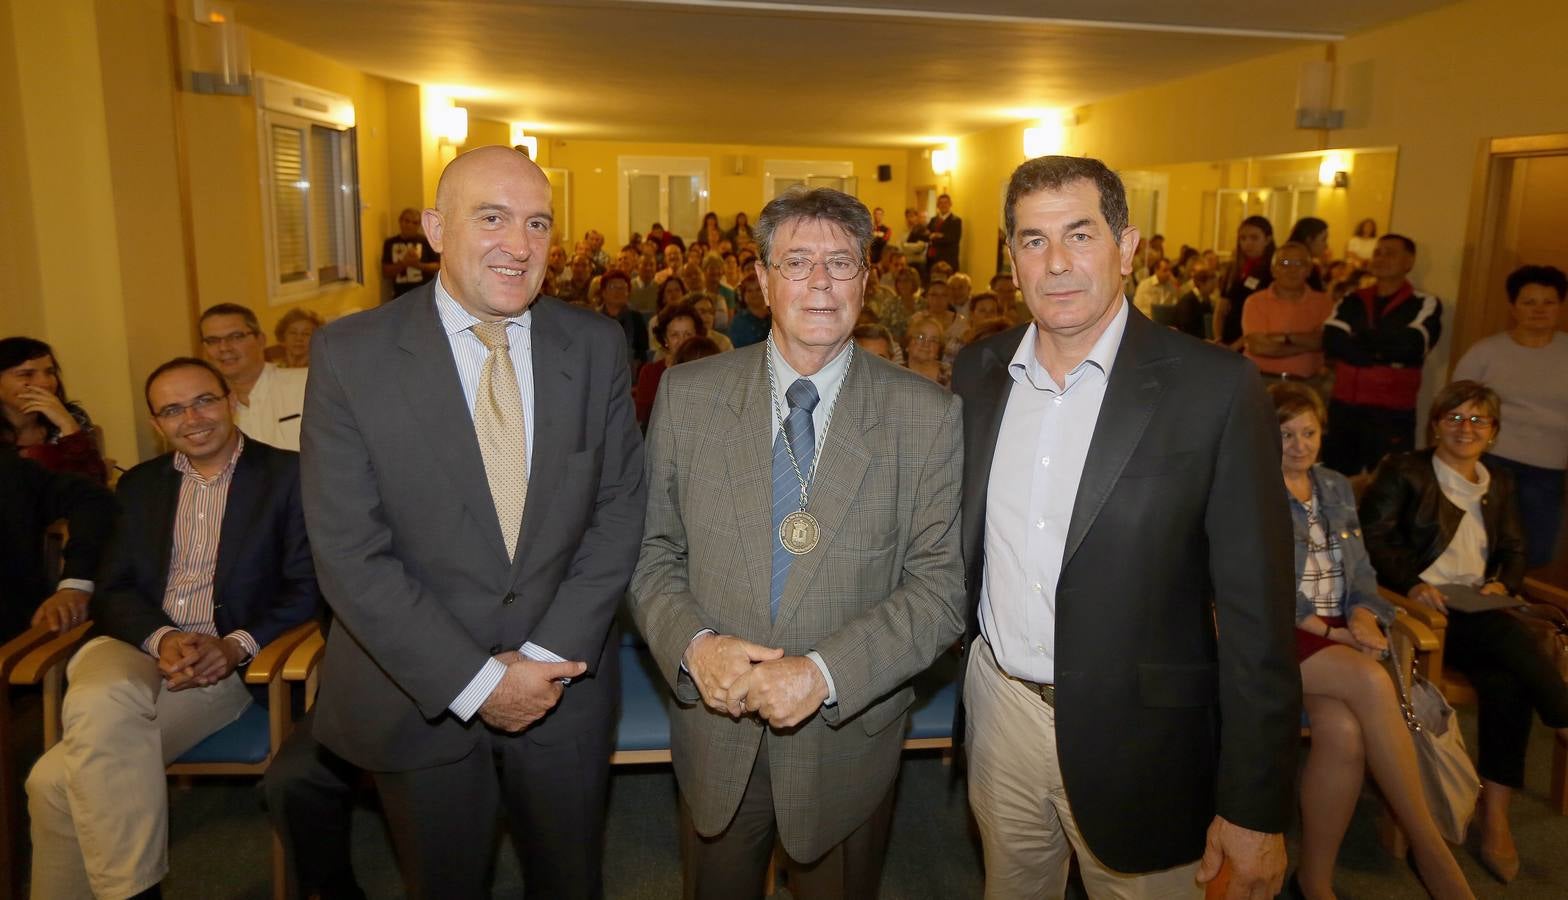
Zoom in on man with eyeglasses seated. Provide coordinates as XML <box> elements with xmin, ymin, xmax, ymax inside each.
<box><xmin>26</xmin><ymin>356</ymin><xmax>319</xmax><ymax>900</ymax></box>
<box><xmin>1242</xmin><ymin>241</ymin><xmax>1335</xmax><ymax>397</ymax></box>
<box><xmin>199</xmin><ymin>302</ymin><xmax>308</xmax><ymax>451</ymax></box>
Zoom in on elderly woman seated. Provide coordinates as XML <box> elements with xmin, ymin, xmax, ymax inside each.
<box><xmin>634</xmin><ymin>301</ymin><xmax>704</xmax><ymax>429</ymax></box>
<box><xmin>1271</xmin><ymin>383</ymin><xmax>1472</xmax><ymax>900</ymax></box>
<box><xmin>1361</xmin><ymin>380</ymin><xmax>1568</xmax><ymax>884</ymax></box>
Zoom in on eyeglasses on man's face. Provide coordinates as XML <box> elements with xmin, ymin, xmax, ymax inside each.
<box><xmin>769</xmin><ymin>256</ymin><xmax>866</xmax><ymax>282</ymax></box>
<box><xmin>200</xmin><ymin>330</ymin><xmax>259</xmax><ymax>348</ymax></box>
<box><xmin>1438</xmin><ymin>413</ymin><xmax>1496</xmax><ymax>429</ymax></box>
<box><xmin>1274</xmin><ymin>258</ymin><xmax>1312</xmax><ymax>268</ymax></box>
<box><xmin>154</xmin><ymin>393</ymin><xmax>227</xmax><ymax>421</ymax></box>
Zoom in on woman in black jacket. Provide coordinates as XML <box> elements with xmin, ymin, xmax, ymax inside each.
<box><xmin>1360</xmin><ymin>380</ymin><xmax>1568</xmax><ymax>883</ymax></box>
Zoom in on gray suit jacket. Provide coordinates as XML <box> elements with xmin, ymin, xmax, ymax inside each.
<box><xmin>630</xmin><ymin>344</ymin><xmax>965</xmax><ymax>861</ymax></box>
<box><xmin>301</xmin><ymin>285</ymin><xmax>646</xmax><ymax>771</ymax></box>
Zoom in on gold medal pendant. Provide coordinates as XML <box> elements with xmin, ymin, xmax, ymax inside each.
<box><xmin>779</xmin><ymin>509</ymin><xmax>821</xmax><ymax>556</ymax></box>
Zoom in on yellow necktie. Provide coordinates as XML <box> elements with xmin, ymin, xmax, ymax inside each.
<box><xmin>471</xmin><ymin>321</ymin><xmax>528</xmax><ymax>560</ymax></box>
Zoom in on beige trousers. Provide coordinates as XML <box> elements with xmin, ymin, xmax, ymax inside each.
<box><xmin>965</xmin><ymin>639</ymin><xmax>1203</xmax><ymax>900</ymax></box>
<box><xmin>26</xmin><ymin>636</ymin><xmax>251</xmax><ymax>899</ymax></box>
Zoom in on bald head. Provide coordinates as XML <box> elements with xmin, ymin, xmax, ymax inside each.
<box><xmin>434</xmin><ymin>145</ymin><xmax>551</xmax><ymax>214</ymax></box>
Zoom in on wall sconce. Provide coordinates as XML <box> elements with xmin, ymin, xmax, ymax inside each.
<box><xmin>1023</xmin><ymin>113</ymin><xmax>1069</xmax><ymax>158</ymax></box>
<box><xmin>1295</xmin><ymin>60</ymin><xmax>1344</xmax><ymax>129</ymax></box>
<box><xmin>930</xmin><ymin>145</ymin><xmax>953</xmax><ymax>175</ymax></box>
<box><xmin>1318</xmin><ymin>151</ymin><xmax>1352</xmax><ymax>187</ymax></box>
<box><xmin>438</xmin><ymin>105</ymin><xmax>468</xmax><ymax>145</ymax></box>
<box><xmin>509</xmin><ymin>122</ymin><xmax>538</xmax><ymax>159</ymax></box>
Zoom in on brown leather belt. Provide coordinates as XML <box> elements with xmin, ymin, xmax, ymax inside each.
<box><xmin>983</xmin><ymin>638</ymin><xmax>1056</xmax><ymax>707</ymax></box>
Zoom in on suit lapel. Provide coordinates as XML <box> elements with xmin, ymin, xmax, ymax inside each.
<box><xmin>770</xmin><ymin>352</ymin><xmax>875</xmax><ymax>639</ymax></box>
<box><xmin>394</xmin><ymin>290</ymin><xmax>510</xmax><ymax>567</ymax></box>
<box><xmin>213</xmin><ymin>441</ymin><xmax>264</xmax><ymax>610</ymax></box>
<box><xmin>1062</xmin><ymin>311</ymin><xmax>1173</xmax><ymax>570</ymax></box>
<box><xmin>724</xmin><ymin>349</ymin><xmax>776</xmax><ymax>624</ymax></box>
<box><xmin>152</xmin><ymin>457</ymin><xmax>182</xmax><ymax>588</ymax></box>
<box><xmin>514</xmin><ymin>302</ymin><xmax>576</xmax><ymax>579</ymax></box>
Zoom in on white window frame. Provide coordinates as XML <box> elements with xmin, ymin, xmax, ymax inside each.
<box><xmin>256</xmin><ymin>74</ymin><xmax>361</xmax><ymax>304</ymax></box>
<box><xmin>617</xmin><ymin>156</ymin><xmax>710</xmax><ymax>248</ymax></box>
<box><xmin>762</xmin><ymin>159</ymin><xmax>856</xmax><ymax>203</ymax></box>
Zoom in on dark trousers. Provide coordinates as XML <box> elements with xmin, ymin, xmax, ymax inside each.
<box><xmin>680</xmin><ymin>739</ymin><xmax>895</xmax><ymax>900</ymax></box>
<box><xmin>1445</xmin><ymin>609</ymin><xmax>1568</xmax><ymax>788</ymax></box>
<box><xmin>1486</xmin><ymin>454</ymin><xmax>1566</xmax><ymax>568</ymax></box>
<box><xmin>374</xmin><ymin>721</ymin><xmax>615</xmax><ymax>900</ymax></box>
<box><xmin>1323</xmin><ymin>401</ymin><xmax>1415</xmax><ymax>476</ymax></box>
<box><xmin>262</xmin><ymin>716</ymin><xmax>366</xmax><ymax>900</ymax></box>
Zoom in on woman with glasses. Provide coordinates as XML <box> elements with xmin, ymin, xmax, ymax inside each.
<box><xmin>1361</xmin><ymin>380</ymin><xmax>1568</xmax><ymax>883</ymax></box>
<box><xmin>0</xmin><ymin>337</ymin><xmax>108</xmax><ymax>483</ymax></box>
<box><xmin>1272</xmin><ymin>383</ymin><xmax>1473</xmax><ymax>900</ymax></box>
<box><xmin>903</xmin><ymin>313</ymin><xmax>949</xmax><ymax>387</ymax></box>
<box><xmin>1453</xmin><ymin>265</ymin><xmax>1568</xmax><ymax>567</ymax></box>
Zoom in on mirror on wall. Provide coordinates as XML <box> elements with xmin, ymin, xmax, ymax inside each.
<box><xmin>1123</xmin><ymin>147</ymin><xmax>1399</xmax><ymax>262</ymax></box>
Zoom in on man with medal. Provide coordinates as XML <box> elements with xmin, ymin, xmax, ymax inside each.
<box><xmin>631</xmin><ymin>186</ymin><xmax>966</xmax><ymax>899</ymax></box>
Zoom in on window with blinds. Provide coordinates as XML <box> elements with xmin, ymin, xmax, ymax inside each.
<box><xmin>261</xmin><ymin>109</ymin><xmax>361</xmax><ymax>299</ymax></box>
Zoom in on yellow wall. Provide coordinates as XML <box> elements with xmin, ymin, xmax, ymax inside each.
<box><xmin>546</xmin><ymin>138</ymin><xmax>913</xmax><ymax>248</ymax></box>
<box><xmin>0</xmin><ymin>0</ymin><xmax>43</xmax><ymax>339</ymax></box>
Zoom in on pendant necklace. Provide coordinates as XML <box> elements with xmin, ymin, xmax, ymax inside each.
<box><xmin>766</xmin><ymin>338</ymin><xmax>853</xmax><ymax>555</ymax></box>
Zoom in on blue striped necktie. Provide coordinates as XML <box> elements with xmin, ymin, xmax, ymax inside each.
<box><xmin>770</xmin><ymin>377</ymin><xmax>819</xmax><ymax>620</ymax></box>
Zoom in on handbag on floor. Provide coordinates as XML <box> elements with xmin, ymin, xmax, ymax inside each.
<box><xmin>1383</xmin><ymin>638</ymin><xmax>1480</xmax><ymax>844</ymax></box>
<box><xmin>1503</xmin><ymin>601</ymin><xmax>1568</xmax><ymax>683</ymax></box>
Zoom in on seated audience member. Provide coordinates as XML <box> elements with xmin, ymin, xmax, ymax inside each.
<box><xmin>1173</xmin><ymin>266</ymin><xmax>1216</xmax><ymax>339</ymax></box>
<box><xmin>584</xmin><ymin>229</ymin><xmax>611</xmax><ymax>272</ymax></box>
<box><xmin>1172</xmin><ymin>245</ymin><xmax>1200</xmax><ymax>280</ymax></box>
<box><xmin>967</xmin><ymin>292</ymin><xmax>1002</xmax><ymax>325</ymax></box>
<box><xmin>903</xmin><ymin>312</ymin><xmax>950</xmax><ymax>387</ymax></box>
<box><xmin>26</xmin><ymin>357</ymin><xmax>319</xmax><ymax>900</ymax></box>
<box><xmin>599</xmin><ymin>270</ymin><xmax>649</xmax><ymax>376</ymax></box>
<box><xmin>989</xmin><ymin>272</ymin><xmax>1024</xmax><ymax>324</ymax></box>
<box><xmin>722</xmin><ymin>252</ymin><xmax>741</xmax><ymax>289</ymax></box>
<box><xmin>699</xmin><ymin>252</ymin><xmax>735</xmax><ymax>331</ymax></box>
<box><xmin>0</xmin><ymin>337</ymin><xmax>109</xmax><ymax>483</ymax></box>
<box><xmin>685</xmin><ymin>243</ymin><xmax>706</xmax><ymax>269</ymax></box>
<box><xmin>726</xmin><ymin>273</ymin><xmax>771</xmax><ymax>349</ymax></box>
<box><xmin>1271</xmin><ymin>383</ymin><xmax>1473</xmax><ymax>900</ymax></box>
<box><xmin>273</xmin><ymin>308</ymin><xmax>324</xmax><ymax>369</ymax></box>
<box><xmin>554</xmin><ymin>253</ymin><xmax>594</xmax><ymax>305</ymax></box>
<box><xmin>630</xmin><ymin>253</ymin><xmax>662</xmax><ymax>313</ymax></box>
<box><xmin>199</xmin><ymin>303</ymin><xmax>308</xmax><ymax>451</ymax></box>
<box><xmin>921</xmin><ymin>278</ymin><xmax>967</xmax><ymax>360</ymax></box>
<box><xmin>1242</xmin><ymin>241</ymin><xmax>1334</xmax><ymax>390</ymax></box>
<box><xmin>1346</xmin><ymin>218</ymin><xmax>1379</xmax><ymax>267</ymax></box>
<box><xmin>864</xmin><ymin>264</ymin><xmax>899</xmax><ymax>318</ymax></box>
<box><xmin>928</xmin><ymin>260</ymin><xmax>955</xmax><ymax>285</ymax></box>
<box><xmin>380</xmin><ymin>208</ymin><xmax>440</xmax><ymax>299</ymax></box>
<box><xmin>658</xmin><ymin>275</ymin><xmax>688</xmax><ymax>316</ymax></box>
<box><xmin>723</xmin><ymin>211</ymin><xmax>754</xmax><ymax>246</ymax></box>
<box><xmin>852</xmin><ymin>323</ymin><xmax>896</xmax><ymax>362</ymax></box>
<box><xmin>1453</xmin><ymin>264</ymin><xmax>1568</xmax><ymax>567</ymax></box>
<box><xmin>946</xmin><ymin>272</ymin><xmax>974</xmax><ymax>314</ymax></box>
<box><xmin>688</xmin><ymin>296</ymin><xmax>734</xmax><ymax>353</ymax></box>
<box><xmin>546</xmin><ymin>243</ymin><xmax>568</xmax><ymax>287</ymax></box>
<box><xmin>656</xmin><ymin>243</ymin><xmax>684</xmax><ymax>284</ymax></box>
<box><xmin>673</xmin><ymin>335</ymin><xmax>722</xmax><ymax>365</ymax></box>
<box><xmin>1287</xmin><ymin>217</ymin><xmax>1331</xmax><ymax>291</ymax></box>
<box><xmin>635</xmin><ymin>302</ymin><xmax>703</xmax><ymax>429</ymax></box>
<box><xmin>1</xmin><ymin>447</ymin><xmax>116</xmax><ymax>640</ymax></box>
<box><xmin>1132</xmin><ymin>256</ymin><xmax>1180</xmax><ymax>316</ymax></box>
<box><xmin>1360</xmin><ymin>380</ymin><xmax>1568</xmax><ymax>883</ymax></box>
<box><xmin>888</xmin><ymin>267</ymin><xmax>923</xmax><ymax>333</ymax></box>
<box><xmin>963</xmin><ymin>318</ymin><xmax>1013</xmax><ymax>346</ymax></box>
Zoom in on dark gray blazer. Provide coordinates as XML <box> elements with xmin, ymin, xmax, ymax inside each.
<box><xmin>302</xmin><ymin>283</ymin><xmax>646</xmax><ymax>771</ymax></box>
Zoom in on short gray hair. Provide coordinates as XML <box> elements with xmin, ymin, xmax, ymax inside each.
<box><xmin>1004</xmin><ymin>155</ymin><xmax>1129</xmax><ymax>243</ymax></box>
<box><xmin>754</xmin><ymin>187</ymin><xmax>872</xmax><ymax>265</ymax></box>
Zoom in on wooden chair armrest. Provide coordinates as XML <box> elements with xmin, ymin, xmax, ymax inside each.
<box><xmin>1</xmin><ymin>624</ymin><xmax>62</xmax><ymax>681</ymax></box>
<box><xmin>1524</xmin><ymin>576</ymin><xmax>1568</xmax><ymax>614</ymax></box>
<box><xmin>1389</xmin><ymin>609</ymin><xmax>1439</xmax><ymax>654</ymax></box>
<box><xmin>10</xmin><ymin>622</ymin><xmax>93</xmax><ymax>684</ymax></box>
<box><xmin>1381</xmin><ymin>586</ymin><xmax>1446</xmax><ymax>631</ymax></box>
<box><xmin>281</xmin><ymin>626</ymin><xmax>326</xmax><ymax>682</ymax></box>
<box><xmin>243</xmin><ymin>622</ymin><xmax>318</xmax><ymax>685</ymax></box>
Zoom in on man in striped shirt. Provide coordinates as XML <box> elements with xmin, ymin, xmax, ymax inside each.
<box><xmin>26</xmin><ymin>357</ymin><xmax>319</xmax><ymax>900</ymax></box>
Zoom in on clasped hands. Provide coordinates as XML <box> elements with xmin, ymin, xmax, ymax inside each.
<box><xmin>156</xmin><ymin>631</ymin><xmax>246</xmax><ymax>692</ymax></box>
<box><xmin>684</xmin><ymin>633</ymin><xmax>828</xmax><ymax>729</ymax></box>
<box><xmin>478</xmin><ymin>651</ymin><xmax>587</xmax><ymax>733</ymax></box>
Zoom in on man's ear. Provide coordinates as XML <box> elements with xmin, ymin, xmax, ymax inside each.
<box><xmin>422</xmin><ymin>208</ymin><xmax>444</xmax><ymax>253</ymax></box>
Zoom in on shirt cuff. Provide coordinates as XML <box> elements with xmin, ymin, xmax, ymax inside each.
<box><xmin>520</xmin><ymin>641</ymin><xmax>571</xmax><ymax>684</ymax></box>
<box><xmin>805</xmin><ymin>650</ymin><xmax>837</xmax><ymax>706</ymax></box>
<box><xmin>680</xmin><ymin>628</ymin><xmax>717</xmax><ymax>673</ymax></box>
<box><xmin>144</xmin><ymin>626</ymin><xmax>178</xmax><ymax>658</ymax></box>
<box><xmin>223</xmin><ymin>630</ymin><xmax>260</xmax><ymax>663</ymax></box>
<box><xmin>57</xmin><ymin>578</ymin><xmax>94</xmax><ymax>595</ymax></box>
<box><xmin>449</xmin><ymin>657</ymin><xmax>507</xmax><ymax>722</ymax></box>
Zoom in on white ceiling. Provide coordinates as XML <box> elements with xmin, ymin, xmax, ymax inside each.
<box><xmin>232</xmin><ymin>0</ymin><xmax>1457</xmax><ymax>147</ymax></box>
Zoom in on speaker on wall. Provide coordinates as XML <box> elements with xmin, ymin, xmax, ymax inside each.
<box><xmin>876</xmin><ymin>164</ymin><xmax>892</xmax><ymax>182</ymax></box>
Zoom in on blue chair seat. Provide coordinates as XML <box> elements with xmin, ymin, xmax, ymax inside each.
<box><xmin>907</xmin><ymin>651</ymin><xmax>961</xmax><ymax>741</ymax></box>
<box><xmin>616</xmin><ymin>646</ymin><xmax>671</xmax><ymax>753</ymax></box>
<box><xmin>176</xmin><ymin>703</ymin><xmax>271</xmax><ymax>765</ymax></box>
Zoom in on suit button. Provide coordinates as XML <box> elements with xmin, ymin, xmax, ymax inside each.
<box><xmin>503</xmin><ymin>592</ymin><xmax>516</xmax><ymax>605</ymax></box>
<box><xmin>488</xmin><ymin>644</ymin><xmax>503</xmax><ymax>655</ymax></box>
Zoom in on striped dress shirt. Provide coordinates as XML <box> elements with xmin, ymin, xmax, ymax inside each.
<box><xmin>143</xmin><ymin>435</ymin><xmax>259</xmax><ymax>661</ymax></box>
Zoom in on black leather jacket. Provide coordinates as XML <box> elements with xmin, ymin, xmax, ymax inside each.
<box><xmin>1359</xmin><ymin>449</ymin><xmax>1527</xmax><ymax>595</ymax></box>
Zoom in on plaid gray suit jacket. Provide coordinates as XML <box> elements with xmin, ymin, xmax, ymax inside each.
<box><xmin>630</xmin><ymin>343</ymin><xmax>966</xmax><ymax>862</ymax></box>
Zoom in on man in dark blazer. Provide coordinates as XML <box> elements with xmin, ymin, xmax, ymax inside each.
<box><xmin>0</xmin><ymin>447</ymin><xmax>116</xmax><ymax>640</ymax></box>
<box><xmin>926</xmin><ymin>192</ymin><xmax>963</xmax><ymax>274</ymax></box>
<box><xmin>951</xmin><ymin>156</ymin><xmax>1298</xmax><ymax>899</ymax></box>
<box><xmin>631</xmin><ymin>188</ymin><xmax>965</xmax><ymax>899</ymax></box>
<box><xmin>297</xmin><ymin>146</ymin><xmax>644</xmax><ymax>899</ymax></box>
<box><xmin>27</xmin><ymin>357</ymin><xmax>318</xmax><ymax>899</ymax></box>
